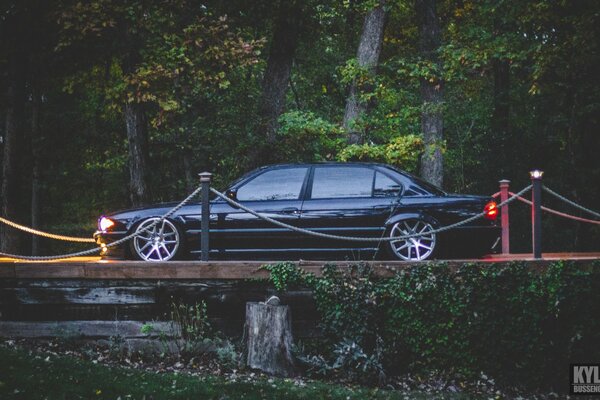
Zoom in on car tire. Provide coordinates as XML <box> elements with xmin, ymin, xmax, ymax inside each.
<box><xmin>387</xmin><ymin>218</ymin><xmax>437</xmax><ymax>261</ymax></box>
<box><xmin>129</xmin><ymin>217</ymin><xmax>185</xmax><ymax>261</ymax></box>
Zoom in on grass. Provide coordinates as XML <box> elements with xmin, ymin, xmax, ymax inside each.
<box><xmin>0</xmin><ymin>346</ymin><xmax>480</xmax><ymax>400</ymax></box>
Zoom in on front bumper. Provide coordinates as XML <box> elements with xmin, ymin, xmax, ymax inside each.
<box><xmin>94</xmin><ymin>230</ymin><xmax>128</xmax><ymax>259</ymax></box>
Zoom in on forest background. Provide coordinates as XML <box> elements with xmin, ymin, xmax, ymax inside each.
<box><xmin>1</xmin><ymin>0</ymin><xmax>598</xmax><ymax>256</ymax></box>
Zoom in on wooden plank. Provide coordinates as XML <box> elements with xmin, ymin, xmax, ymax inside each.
<box><xmin>15</xmin><ymin>263</ymin><xmax>85</xmax><ymax>279</ymax></box>
<box><xmin>83</xmin><ymin>262</ymin><xmax>272</xmax><ymax>280</ymax></box>
<box><xmin>0</xmin><ymin>304</ymin><xmax>160</xmax><ymax>322</ymax></box>
<box><xmin>0</xmin><ymin>287</ymin><xmax>156</xmax><ymax>305</ymax></box>
<box><xmin>0</xmin><ymin>258</ymin><xmax>595</xmax><ymax>281</ymax></box>
<box><xmin>0</xmin><ymin>265</ymin><xmax>15</xmax><ymax>278</ymax></box>
<box><xmin>0</xmin><ymin>320</ymin><xmax>177</xmax><ymax>338</ymax></box>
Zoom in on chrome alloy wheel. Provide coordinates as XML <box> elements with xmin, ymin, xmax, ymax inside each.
<box><xmin>133</xmin><ymin>218</ymin><xmax>180</xmax><ymax>261</ymax></box>
<box><xmin>389</xmin><ymin>219</ymin><xmax>436</xmax><ymax>261</ymax></box>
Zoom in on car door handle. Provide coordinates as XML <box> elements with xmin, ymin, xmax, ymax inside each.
<box><xmin>280</xmin><ymin>207</ymin><xmax>300</xmax><ymax>215</ymax></box>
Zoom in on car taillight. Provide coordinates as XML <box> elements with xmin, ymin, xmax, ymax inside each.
<box><xmin>484</xmin><ymin>201</ymin><xmax>498</xmax><ymax>220</ymax></box>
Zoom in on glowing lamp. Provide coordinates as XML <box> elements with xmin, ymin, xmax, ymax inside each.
<box><xmin>529</xmin><ymin>170</ymin><xmax>544</xmax><ymax>179</ymax></box>
<box><xmin>99</xmin><ymin>217</ymin><xmax>115</xmax><ymax>232</ymax></box>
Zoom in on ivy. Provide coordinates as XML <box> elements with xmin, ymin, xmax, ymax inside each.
<box><xmin>265</xmin><ymin>260</ymin><xmax>600</xmax><ymax>390</ymax></box>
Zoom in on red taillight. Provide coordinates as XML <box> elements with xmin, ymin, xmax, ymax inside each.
<box><xmin>484</xmin><ymin>201</ymin><xmax>498</xmax><ymax>220</ymax></box>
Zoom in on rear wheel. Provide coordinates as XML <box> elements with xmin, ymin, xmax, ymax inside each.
<box><xmin>388</xmin><ymin>218</ymin><xmax>437</xmax><ymax>261</ymax></box>
<box><xmin>131</xmin><ymin>218</ymin><xmax>183</xmax><ymax>261</ymax></box>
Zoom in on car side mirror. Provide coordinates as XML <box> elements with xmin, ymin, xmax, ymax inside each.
<box><xmin>225</xmin><ymin>189</ymin><xmax>238</xmax><ymax>201</ymax></box>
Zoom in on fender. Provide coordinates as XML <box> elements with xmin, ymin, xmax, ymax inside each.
<box><xmin>385</xmin><ymin>212</ymin><xmax>440</xmax><ymax>229</ymax></box>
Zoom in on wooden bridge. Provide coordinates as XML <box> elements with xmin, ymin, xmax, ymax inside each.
<box><xmin>0</xmin><ymin>255</ymin><xmax>598</xmax><ymax>349</ymax></box>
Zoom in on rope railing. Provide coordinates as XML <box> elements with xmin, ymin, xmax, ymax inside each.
<box><xmin>5</xmin><ymin>169</ymin><xmax>599</xmax><ymax>262</ymax></box>
<box><xmin>0</xmin><ymin>217</ymin><xmax>95</xmax><ymax>243</ymax></box>
<box><xmin>542</xmin><ymin>185</ymin><xmax>600</xmax><ymax>219</ymax></box>
<box><xmin>510</xmin><ymin>192</ymin><xmax>600</xmax><ymax>225</ymax></box>
<box><xmin>210</xmin><ymin>185</ymin><xmax>533</xmax><ymax>243</ymax></box>
<box><xmin>0</xmin><ymin>184</ymin><xmax>203</xmax><ymax>261</ymax></box>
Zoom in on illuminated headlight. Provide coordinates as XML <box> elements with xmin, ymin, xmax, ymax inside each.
<box><xmin>99</xmin><ymin>217</ymin><xmax>116</xmax><ymax>232</ymax></box>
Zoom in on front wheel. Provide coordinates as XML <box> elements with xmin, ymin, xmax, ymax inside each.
<box><xmin>130</xmin><ymin>218</ymin><xmax>183</xmax><ymax>261</ymax></box>
<box><xmin>388</xmin><ymin>219</ymin><xmax>437</xmax><ymax>261</ymax></box>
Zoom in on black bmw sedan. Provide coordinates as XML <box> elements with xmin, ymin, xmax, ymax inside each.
<box><xmin>94</xmin><ymin>163</ymin><xmax>500</xmax><ymax>261</ymax></box>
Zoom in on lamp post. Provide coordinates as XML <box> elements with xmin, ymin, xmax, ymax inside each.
<box><xmin>530</xmin><ymin>170</ymin><xmax>543</xmax><ymax>259</ymax></box>
<box><xmin>499</xmin><ymin>179</ymin><xmax>510</xmax><ymax>254</ymax></box>
<box><xmin>199</xmin><ymin>172</ymin><xmax>212</xmax><ymax>261</ymax></box>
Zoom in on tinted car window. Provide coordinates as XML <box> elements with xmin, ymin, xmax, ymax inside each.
<box><xmin>237</xmin><ymin>167</ymin><xmax>308</xmax><ymax>201</ymax></box>
<box><xmin>374</xmin><ymin>172</ymin><xmax>402</xmax><ymax>197</ymax></box>
<box><xmin>403</xmin><ymin>184</ymin><xmax>437</xmax><ymax>196</ymax></box>
<box><xmin>311</xmin><ymin>167</ymin><xmax>374</xmax><ymax>199</ymax></box>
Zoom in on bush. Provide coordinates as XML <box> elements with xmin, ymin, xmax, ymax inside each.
<box><xmin>275</xmin><ymin>111</ymin><xmax>343</xmax><ymax>162</ymax></box>
<box><xmin>337</xmin><ymin>135</ymin><xmax>424</xmax><ymax>173</ymax></box>
<box><xmin>266</xmin><ymin>260</ymin><xmax>600</xmax><ymax>391</ymax></box>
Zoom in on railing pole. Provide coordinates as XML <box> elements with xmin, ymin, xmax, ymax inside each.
<box><xmin>499</xmin><ymin>179</ymin><xmax>510</xmax><ymax>254</ymax></box>
<box><xmin>530</xmin><ymin>170</ymin><xmax>543</xmax><ymax>259</ymax></box>
<box><xmin>199</xmin><ymin>172</ymin><xmax>212</xmax><ymax>261</ymax></box>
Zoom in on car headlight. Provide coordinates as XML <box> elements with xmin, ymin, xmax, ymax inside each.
<box><xmin>99</xmin><ymin>217</ymin><xmax>116</xmax><ymax>232</ymax></box>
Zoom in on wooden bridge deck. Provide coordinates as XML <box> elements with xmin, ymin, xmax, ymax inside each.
<box><xmin>0</xmin><ymin>253</ymin><xmax>598</xmax><ymax>280</ymax></box>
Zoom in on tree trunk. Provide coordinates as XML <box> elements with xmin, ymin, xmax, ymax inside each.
<box><xmin>30</xmin><ymin>80</ymin><xmax>42</xmax><ymax>256</ymax></box>
<box><xmin>124</xmin><ymin>101</ymin><xmax>149</xmax><ymax>206</ymax></box>
<box><xmin>245</xmin><ymin>300</ymin><xmax>295</xmax><ymax>377</ymax></box>
<box><xmin>342</xmin><ymin>0</ymin><xmax>387</xmax><ymax>144</ymax></box>
<box><xmin>257</xmin><ymin>1</ymin><xmax>302</xmax><ymax>150</ymax></box>
<box><xmin>1</xmin><ymin>50</ymin><xmax>27</xmax><ymax>254</ymax></box>
<box><xmin>182</xmin><ymin>148</ymin><xmax>195</xmax><ymax>195</ymax></box>
<box><xmin>491</xmin><ymin>58</ymin><xmax>510</xmax><ymax>176</ymax></box>
<box><xmin>416</xmin><ymin>0</ymin><xmax>444</xmax><ymax>188</ymax></box>
<box><xmin>246</xmin><ymin>1</ymin><xmax>302</xmax><ymax>168</ymax></box>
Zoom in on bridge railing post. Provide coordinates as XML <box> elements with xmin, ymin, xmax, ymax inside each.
<box><xmin>199</xmin><ymin>172</ymin><xmax>212</xmax><ymax>261</ymax></box>
<box><xmin>499</xmin><ymin>179</ymin><xmax>510</xmax><ymax>254</ymax></box>
<box><xmin>530</xmin><ymin>170</ymin><xmax>543</xmax><ymax>259</ymax></box>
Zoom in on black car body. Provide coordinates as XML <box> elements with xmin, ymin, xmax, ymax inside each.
<box><xmin>94</xmin><ymin>163</ymin><xmax>500</xmax><ymax>261</ymax></box>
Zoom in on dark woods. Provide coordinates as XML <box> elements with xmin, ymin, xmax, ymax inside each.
<box><xmin>1</xmin><ymin>0</ymin><xmax>599</xmax><ymax>255</ymax></box>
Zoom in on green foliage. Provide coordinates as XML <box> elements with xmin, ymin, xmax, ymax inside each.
<box><xmin>267</xmin><ymin>261</ymin><xmax>600</xmax><ymax>390</ymax></box>
<box><xmin>2</xmin><ymin>0</ymin><xmax>599</xmax><ymax>255</ymax></box>
<box><xmin>170</xmin><ymin>300</ymin><xmax>212</xmax><ymax>343</ymax></box>
<box><xmin>274</xmin><ymin>111</ymin><xmax>343</xmax><ymax>162</ymax></box>
<box><xmin>337</xmin><ymin>135</ymin><xmax>424</xmax><ymax>172</ymax></box>
<box><xmin>263</xmin><ymin>261</ymin><xmax>316</xmax><ymax>292</ymax></box>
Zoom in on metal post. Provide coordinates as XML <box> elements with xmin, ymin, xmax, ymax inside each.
<box><xmin>530</xmin><ymin>170</ymin><xmax>543</xmax><ymax>259</ymax></box>
<box><xmin>499</xmin><ymin>179</ymin><xmax>510</xmax><ymax>254</ymax></box>
<box><xmin>199</xmin><ymin>172</ymin><xmax>212</xmax><ymax>261</ymax></box>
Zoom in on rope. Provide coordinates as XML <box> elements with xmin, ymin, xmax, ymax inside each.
<box><xmin>0</xmin><ymin>184</ymin><xmax>203</xmax><ymax>261</ymax></box>
<box><xmin>210</xmin><ymin>185</ymin><xmax>532</xmax><ymax>243</ymax></box>
<box><xmin>542</xmin><ymin>186</ymin><xmax>600</xmax><ymax>219</ymax></box>
<box><xmin>0</xmin><ymin>217</ymin><xmax>95</xmax><ymax>243</ymax></box>
<box><xmin>510</xmin><ymin>192</ymin><xmax>600</xmax><ymax>225</ymax></box>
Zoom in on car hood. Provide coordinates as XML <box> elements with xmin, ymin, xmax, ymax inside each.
<box><xmin>102</xmin><ymin>201</ymin><xmax>190</xmax><ymax>221</ymax></box>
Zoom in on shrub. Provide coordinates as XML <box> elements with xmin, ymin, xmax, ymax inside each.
<box><xmin>266</xmin><ymin>260</ymin><xmax>600</xmax><ymax>391</ymax></box>
<box><xmin>337</xmin><ymin>135</ymin><xmax>424</xmax><ymax>173</ymax></box>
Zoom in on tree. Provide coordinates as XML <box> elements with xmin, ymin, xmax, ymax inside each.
<box><xmin>416</xmin><ymin>0</ymin><xmax>443</xmax><ymax>187</ymax></box>
<box><xmin>342</xmin><ymin>0</ymin><xmax>387</xmax><ymax>144</ymax></box>
<box><xmin>57</xmin><ymin>0</ymin><xmax>260</xmax><ymax>204</ymax></box>
<box><xmin>0</xmin><ymin>4</ymin><xmax>29</xmax><ymax>253</ymax></box>
<box><xmin>247</xmin><ymin>0</ymin><xmax>304</xmax><ymax>167</ymax></box>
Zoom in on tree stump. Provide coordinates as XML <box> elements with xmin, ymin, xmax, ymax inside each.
<box><xmin>245</xmin><ymin>298</ymin><xmax>295</xmax><ymax>377</ymax></box>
